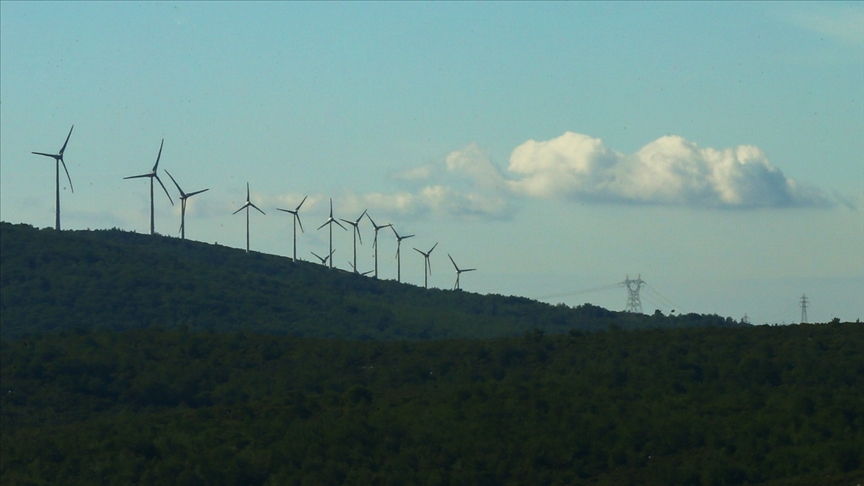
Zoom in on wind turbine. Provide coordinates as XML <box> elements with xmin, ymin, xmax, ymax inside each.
<box><xmin>391</xmin><ymin>226</ymin><xmax>415</xmax><ymax>283</ymax></box>
<box><xmin>413</xmin><ymin>242</ymin><xmax>438</xmax><ymax>289</ymax></box>
<box><xmin>164</xmin><ymin>170</ymin><xmax>208</xmax><ymax>240</ymax></box>
<box><xmin>365</xmin><ymin>213</ymin><xmax>391</xmax><ymax>279</ymax></box>
<box><xmin>340</xmin><ymin>209</ymin><xmax>367</xmax><ymax>274</ymax></box>
<box><xmin>32</xmin><ymin>125</ymin><xmax>75</xmax><ymax>231</ymax></box>
<box><xmin>348</xmin><ymin>261</ymin><xmax>373</xmax><ymax>276</ymax></box>
<box><xmin>311</xmin><ymin>249</ymin><xmax>334</xmax><ymax>266</ymax></box>
<box><xmin>448</xmin><ymin>254</ymin><xmax>476</xmax><ymax>291</ymax></box>
<box><xmin>124</xmin><ymin>139</ymin><xmax>174</xmax><ymax>235</ymax></box>
<box><xmin>317</xmin><ymin>198</ymin><xmax>346</xmax><ymax>269</ymax></box>
<box><xmin>277</xmin><ymin>196</ymin><xmax>307</xmax><ymax>262</ymax></box>
<box><xmin>232</xmin><ymin>182</ymin><xmax>265</xmax><ymax>253</ymax></box>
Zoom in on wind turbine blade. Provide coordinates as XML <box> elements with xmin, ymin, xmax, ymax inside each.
<box><xmin>404</xmin><ymin>234</ymin><xmax>415</xmax><ymax>240</ymax></box>
<box><xmin>59</xmin><ymin>125</ymin><xmax>74</xmax><ymax>155</ymax></box>
<box><xmin>60</xmin><ymin>159</ymin><xmax>74</xmax><ymax>193</ymax></box>
<box><xmin>123</xmin><ymin>173</ymin><xmax>151</xmax><ymax>180</ymax></box>
<box><xmin>295</xmin><ymin>195</ymin><xmax>307</xmax><ymax>211</ymax></box>
<box><xmin>187</xmin><ymin>188</ymin><xmax>209</xmax><ymax>197</ymax></box>
<box><xmin>328</xmin><ymin>198</ymin><xmax>333</xmax><ymax>217</ymax></box>
<box><xmin>413</xmin><ymin>247</ymin><xmax>423</xmax><ymax>255</ymax></box>
<box><xmin>296</xmin><ymin>214</ymin><xmax>304</xmax><ymax>233</ymax></box>
<box><xmin>164</xmin><ymin>170</ymin><xmax>184</xmax><ymax>195</ymax></box>
<box><xmin>448</xmin><ymin>254</ymin><xmax>458</xmax><ymax>271</ymax></box>
<box><xmin>334</xmin><ymin>219</ymin><xmax>347</xmax><ymax>231</ymax></box>
<box><xmin>429</xmin><ymin>242</ymin><xmax>438</xmax><ymax>254</ymax></box>
<box><xmin>356</xmin><ymin>209</ymin><xmax>367</xmax><ymax>224</ymax></box>
<box><xmin>317</xmin><ymin>221</ymin><xmax>328</xmax><ymax>231</ymax></box>
<box><xmin>339</xmin><ymin>218</ymin><xmax>354</xmax><ymax>226</ymax></box>
<box><xmin>464</xmin><ymin>268</ymin><xmax>476</xmax><ymax>272</ymax></box>
<box><xmin>31</xmin><ymin>152</ymin><xmax>56</xmax><ymax>158</ymax></box>
<box><xmin>152</xmin><ymin>139</ymin><xmax>164</xmax><ymax>172</ymax></box>
<box><xmin>233</xmin><ymin>204</ymin><xmax>247</xmax><ymax>215</ymax></box>
<box><xmin>246</xmin><ymin>182</ymin><xmax>250</xmax><ymax>201</ymax></box>
<box><xmin>366</xmin><ymin>213</ymin><xmax>376</xmax><ymax>227</ymax></box>
<box><xmin>155</xmin><ymin>175</ymin><xmax>174</xmax><ymax>205</ymax></box>
<box><xmin>355</xmin><ymin>226</ymin><xmax>363</xmax><ymax>244</ymax></box>
<box><xmin>250</xmin><ymin>203</ymin><xmax>266</xmax><ymax>215</ymax></box>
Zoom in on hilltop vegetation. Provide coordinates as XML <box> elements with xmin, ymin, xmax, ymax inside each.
<box><xmin>5</xmin><ymin>222</ymin><xmax>860</xmax><ymax>485</ymax></box>
<box><xmin>2</xmin><ymin>322</ymin><xmax>862</xmax><ymax>485</ymax></box>
<box><xmin>0</xmin><ymin>222</ymin><xmax>740</xmax><ymax>340</ymax></box>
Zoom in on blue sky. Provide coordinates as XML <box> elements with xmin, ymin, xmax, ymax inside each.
<box><xmin>2</xmin><ymin>2</ymin><xmax>862</xmax><ymax>323</ymax></box>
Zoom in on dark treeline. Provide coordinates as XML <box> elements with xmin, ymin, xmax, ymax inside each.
<box><xmin>1</xmin><ymin>222</ymin><xmax>742</xmax><ymax>341</ymax></box>
<box><xmin>4</xmin><ymin>222</ymin><xmax>859</xmax><ymax>485</ymax></box>
<box><xmin>2</xmin><ymin>323</ymin><xmax>862</xmax><ymax>485</ymax></box>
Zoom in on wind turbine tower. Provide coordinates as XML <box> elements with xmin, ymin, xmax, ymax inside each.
<box><xmin>414</xmin><ymin>243</ymin><xmax>438</xmax><ymax>289</ymax></box>
<box><xmin>277</xmin><ymin>196</ymin><xmax>307</xmax><ymax>262</ymax></box>
<box><xmin>232</xmin><ymin>183</ymin><xmax>266</xmax><ymax>253</ymax></box>
<box><xmin>623</xmin><ymin>274</ymin><xmax>645</xmax><ymax>314</ymax></box>
<box><xmin>124</xmin><ymin>139</ymin><xmax>174</xmax><ymax>235</ymax></box>
<box><xmin>32</xmin><ymin>125</ymin><xmax>75</xmax><ymax>231</ymax></box>
<box><xmin>366</xmin><ymin>213</ymin><xmax>392</xmax><ymax>279</ymax></box>
<box><xmin>800</xmin><ymin>294</ymin><xmax>809</xmax><ymax>324</ymax></box>
<box><xmin>164</xmin><ymin>170</ymin><xmax>208</xmax><ymax>240</ymax></box>
<box><xmin>448</xmin><ymin>254</ymin><xmax>476</xmax><ymax>290</ymax></box>
<box><xmin>340</xmin><ymin>209</ymin><xmax>367</xmax><ymax>274</ymax></box>
<box><xmin>317</xmin><ymin>198</ymin><xmax>346</xmax><ymax>269</ymax></box>
<box><xmin>391</xmin><ymin>226</ymin><xmax>415</xmax><ymax>283</ymax></box>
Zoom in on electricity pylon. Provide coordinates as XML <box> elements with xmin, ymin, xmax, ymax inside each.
<box><xmin>623</xmin><ymin>274</ymin><xmax>645</xmax><ymax>314</ymax></box>
<box><xmin>800</xmin><ymin>294</ymin><xmax>808</xmax><ymax>324</ymax></box>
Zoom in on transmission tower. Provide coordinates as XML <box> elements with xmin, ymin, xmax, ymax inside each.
<box><xmin>623</xmin><ymin>274</ymin><xmax>645</xmax><ymax>314</ymax></box>
<box><xmin>800</xmin><ymin>294</ymin><xmax>808</xmax><ymax>324</ymax></box>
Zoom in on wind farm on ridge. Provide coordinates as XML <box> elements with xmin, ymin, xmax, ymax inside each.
<box><xmin>29</xmin><ymin>129</ymin><xmax>480</xmax><ymax>292</ymax></box>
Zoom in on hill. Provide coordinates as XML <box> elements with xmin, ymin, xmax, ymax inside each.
<box><xmin>0</xmin><ymin>222</ymin><xmax>741</xmax><ymax>340</ymax></box>
<box><xmin>2</xmin><ymin>323</ymin><xmax>862</xmax><ymax>485</ymax></box>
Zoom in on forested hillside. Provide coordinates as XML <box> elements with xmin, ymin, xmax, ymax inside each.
<box><xmin>2</xmin><ymin>323</ymin><xmax>862</xmax><ymax>485</ymax></box>
<box><xmin>0</xmin><ymin>222</ymin><xmax>741</xmax><ymax>340</ymax></box>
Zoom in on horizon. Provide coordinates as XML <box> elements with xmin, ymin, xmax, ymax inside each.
<box><xmin>1</xmin><ymin>2</ymin><xmax>862</xmax><ymax>323</ymax></box>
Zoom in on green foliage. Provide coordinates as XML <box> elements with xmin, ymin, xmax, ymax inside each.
<box><xmin>2</xmin><ymin>323</ymin><xmax>863</xmax><ymax>485</ymax></box>
<box><xmin>1</xmin><ymin>222</ymin><xmax>741</xmax><ymax>340</ymax></box>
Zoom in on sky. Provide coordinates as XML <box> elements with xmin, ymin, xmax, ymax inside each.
<box><xmin>2</xmin><ymin>2</ymin><xmax>862</xmax><ymax>324</ymax></box>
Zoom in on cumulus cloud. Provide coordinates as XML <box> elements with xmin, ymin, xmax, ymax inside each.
<box><xmin>349</xmin><ymin>143</ymin><xmax>513</xmax><ymax>220</ymax></box>
<box><xmin>285</xmin><ymin>132</ymin><xmax>835</xmax><ymax>221</ymax></box>
<box><xmin>507</xmin><ymin>132</ymin><xmax>832</xmax><ymax>208</ymax></box>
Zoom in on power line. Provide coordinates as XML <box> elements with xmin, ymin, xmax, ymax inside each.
<box><xmin>535</xmin><ymin>283</ymin><xmax>621</xmax><ymax>301</ymax></box>
<box><xmin>643</xmin><ymin>281</ymin><xmax>680</xmax><ymax>311</ymax></box>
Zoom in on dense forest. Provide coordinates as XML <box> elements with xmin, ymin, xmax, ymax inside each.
<box><xmin>2</xmin><ymin>223</ymin><xmax>861</xmax><ymax>485</ymax></box>
<box><xmin>0</xmin><ymin>222</ymin><xmax>741</xmax><ymax>340</ymax></box>
<box><xmin>2</xmin><ymin>323</ymin><xmax>862</xmax><ymax>485</ymax></box>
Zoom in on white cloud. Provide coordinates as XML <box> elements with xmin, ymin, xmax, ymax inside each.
<box><xmin>354</xmin><ymin>143</ymin><xmax>514</xmax><ymax>220</ymax></box>
<box><xmin>265</xmin><ymin>132</ymin><xmax>836</xmax><ymax>221</ymax></box>
<box><xmin>507</xmin><ymin>132</ymin><xmax>832</xmax><ymax>208</ymax></box>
